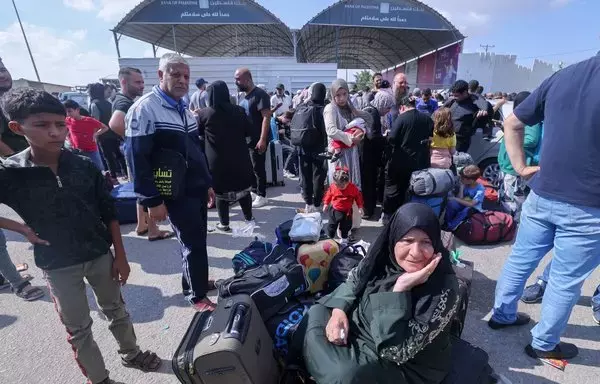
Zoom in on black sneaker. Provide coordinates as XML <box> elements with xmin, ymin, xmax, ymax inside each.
<box><xmin>488</xmin><ymin>312</ymin><xmax>531</xmax><ymax>330</ymax></box>
<box><xmin>521</xmin><ymin>282</ymin><xmax>545</xmax><ymax>304</ymax></box>
<box><xmin>525</xmin><ymin>342</ymin><xmax>579</xmax><ymax>360</ymax></box>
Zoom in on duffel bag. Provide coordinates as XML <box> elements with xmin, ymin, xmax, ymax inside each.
<box><xmin>276</xmin><ymin>219</ymin><xmax>328</xmax><ymax>247</ymax></box>
<box><xmin>289</xmin><ymin>213</ymin><xmax>323</xmax><ymax>243</ymax></box>
<box><xmin>326</xmin><ymin>244</ymin><xmax>367</xmax><ymax>293</ymax></box>
<box><xmin>232</xmin><ymin>238</ymin><xmax>274</xmax><ymax>274</ymax></box>
<box><xmin>454</xmin><ymin>211</ymin><xmax>516</xmax><ymax>245</ymax></box>
<box><xmin>410</xmin><ymin>168</ymin><xmax>455</xmax><ymax>196</ymax></box>
<box><xmin>216</xmin><ymin>245</ymin><xmax>308</xmax><ymax>320</ymax></box>
<box><xmin>296</xmin><ymin>239</ymin><xmax>340</xmax><ymax>293</ymax></box>
<box><xmin>111</xmin><ymin>183</ymin><xmax>137</xmax><ymax>225</ymax></box>
<box><xmin>264</xmin><ymin>298</ymin><xmax>313</xmax><ymax>360</ymax></box>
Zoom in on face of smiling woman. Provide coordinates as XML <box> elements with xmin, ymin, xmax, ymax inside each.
<box><xmin>393</xmin><ymin>228</ymin><xmax>435</xmax><ymax>273</ymax></box>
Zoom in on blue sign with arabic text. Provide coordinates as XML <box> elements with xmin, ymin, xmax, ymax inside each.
<box><xmin>310</xmin><ymin>0</ymin><xmax>451</xmax><ymax>30</ymax></box>
<box><xmin>128</xmin><ymin>0</ymin><xmax>277</xmax><ymax>24</ymax></box>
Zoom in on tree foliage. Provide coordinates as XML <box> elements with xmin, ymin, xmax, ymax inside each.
<box><xmin>354</xmin><ymin>70</ymin><xmax>373</xmax><ymax>92</ymax></box>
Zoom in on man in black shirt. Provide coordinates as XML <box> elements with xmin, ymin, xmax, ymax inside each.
<box><xmin>235</xmin><ymin>68</ymin><xmax>272</xmax><ymax>208</ymax></box>
<box><xmin>444</xmin><ymin>80</ymin><xmax>489</xmax><ymax>152</ymax></box>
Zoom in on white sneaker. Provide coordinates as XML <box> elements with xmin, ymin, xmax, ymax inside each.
<box><xmin>252</xmin><ymin>196</ymin><xmax>268</xmax><ymax>208</ymax></box>
<box><xmin>304</xmin><ymin>204</ymin><xmax>316</xmax><ymax>213</ymax></box>
<box><xmin>284</xmin><ymin>171</ymin><xmax>295</xmax><ymax>178</ymax></box>
<box><xmin>250</xmin><ymin>192</ymin><xmax>258</xmax><ymax>201</ymax></box>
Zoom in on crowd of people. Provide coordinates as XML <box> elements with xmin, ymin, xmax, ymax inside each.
<box><xmin>1</xmin><ymin>50</ymin><xmax>599</xmax><ymax>384</ymax></box>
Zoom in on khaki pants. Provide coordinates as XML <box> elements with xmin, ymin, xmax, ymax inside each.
<box><xmin>44</xmin><ymin>253</ymin><xmax>139</xmax><ymax>384</ymax></box>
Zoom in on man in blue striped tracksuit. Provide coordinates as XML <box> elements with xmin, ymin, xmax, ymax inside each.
<box><xmin>125</xmin><ymin>53</ymin><xmax>216</xmax><ymax>312</ymax></box>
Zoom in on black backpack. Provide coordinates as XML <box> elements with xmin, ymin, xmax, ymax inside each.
<box><xmin>326</xmin><ymin>244</ymin><xmax>367</xmax><ymax>293</ymax></box>
<box><xmin>290</xmin><ymin>103</ymin><xmax>324</xmax><ymax>152</ymax></box>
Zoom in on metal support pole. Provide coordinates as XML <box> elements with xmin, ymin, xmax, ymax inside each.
<box><xmin>172</xmin><ymin>25</ymin><xmax>178</xmax><ymax>53</ymax></box>
<box><xmin>12</xmin><ymin>0</ymin><xmax>41</xmax><ymax>81</ymax></box>
<box><xmin>152</xmin><ymin>44</ymin><xmax>157</xmax><ymax>58</ymax></box>
<box><xmin>292</xmin><ymin>30</ymin><xmax>298</xmax><ymax>61</ymax></box>
<box><xmin>113</xmin><ymin>31</ymin><xmax>121</xmax><ymax>59</ymax></box>
<box><xmin>335</xmin><ymin>26</ymin><xmax>340</xmax><ymax>65</ymax></box>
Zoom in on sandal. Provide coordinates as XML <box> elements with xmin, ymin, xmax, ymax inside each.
<box><xmin>16</xmin><ymin>263</ymin><xmax>28</xmax><ymax>273</ymax></box>
<box><xmin>148</xmin><ymin>231</ymin><xmax>175</xmax><ymax>242</ymax></box>
<box><xmin>13</xmin><ymin>283</ymin><xmax>44</xmax><ymax>301</ymax></box>
<box><xmin>122</xmin><ymin>350</ymin><xmax>162</xmax><ymax>372</ymax></box>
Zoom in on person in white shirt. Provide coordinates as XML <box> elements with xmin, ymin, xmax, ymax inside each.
<box><xmin>270</xmin><ymin>83</ymin><xmax>291</xmax><ymax>116</ymax></box>
<box><xmin>189</xmin><ymin>78</ymin><xmax>207</xmax><ymax>112</ymax></box>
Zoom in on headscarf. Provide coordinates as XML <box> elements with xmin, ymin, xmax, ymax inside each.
<box><xmin>353</xmin><ymin>203</ymin><xmax>454</xmax><ymax>320</ymax></box>
<box><xmin>309</xmin><ymin>83</ymin><xmax>326</xmax><ymax>106</ymax></box>
<box><xmin>371</xmin><ymin>90</ymin><xmax>395</xmax><ymax>116</ymax></box>
<box><xmin>206</xmin><ymin>80</ymin><xmax>231</xmax><ymax>111</ymax></box>
<box><xmin>331</xmin><ymin>79</ymin><xmax>353</xmax><ymax>120</ymax></box>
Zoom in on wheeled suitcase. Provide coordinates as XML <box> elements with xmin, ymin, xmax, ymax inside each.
<box><xmin>110</xmin><ymin>182</ymin><xmax>137</xmax><ymax>224</ymax></box>
<box><xmin>266</xmin><ymin>140</ymin><xmax>285</xmax><ymax>186</ymax></box>
<box><xmin>172</xmin><ymin>295</ymin><xmax>279</xmax><ymax>384</ymax></box>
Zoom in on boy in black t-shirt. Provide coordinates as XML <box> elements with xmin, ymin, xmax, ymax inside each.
<box><xmin>0</xmin><ymin>88</ymin><xmax>161</xmax><ymax>384</ymax></box>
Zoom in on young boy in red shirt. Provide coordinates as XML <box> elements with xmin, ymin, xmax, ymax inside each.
<box><xmin>64</xmin><ymin>99</ymin><xmax>109</xmax><ymax>170</ymax></box>
<box><xmin>323</xmin><ymin>167</ymin><xmax>363</xmax><ymax>244</ymax></box>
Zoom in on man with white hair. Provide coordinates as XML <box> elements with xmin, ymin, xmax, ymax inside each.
<box><xmin>125</xmin><ymin>53</ymin><xmax>216</xmax><ymax>312</ymax></box>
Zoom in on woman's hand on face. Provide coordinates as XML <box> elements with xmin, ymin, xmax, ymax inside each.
<box><xmin>326</xmin><ymin>308</ymin><xmax>349</xmax><ymax>346</ymax></box>
<box><xmin>393</xmin><ymin>254</ymin><xmax>442</xmax><ymax>292</ymax></box>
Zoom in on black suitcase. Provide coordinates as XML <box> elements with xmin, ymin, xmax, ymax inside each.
<box><xmin>172</xmin><ymin>295</ymin><xmax>279</xmax><ymax>384</ymax></box>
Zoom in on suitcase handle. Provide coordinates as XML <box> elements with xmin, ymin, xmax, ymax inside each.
<box><xmin>224</xmin><ymin>303</ymin><xmax>251</xmax><ymax>343</ymax></box>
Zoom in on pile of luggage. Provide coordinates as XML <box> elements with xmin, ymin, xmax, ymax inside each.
<box><xmin>172</xmin><ymin>213</ymin><xmax>367</xmax><ymax>384</ymax></box>
<box><xmin>408</xmin><ymin>152</ymin><xmax>517</xmax><ymax>247</ymax></box>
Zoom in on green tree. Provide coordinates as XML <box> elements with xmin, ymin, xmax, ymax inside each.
<box><xmin>354</xmin><ymin>70</ymin><xmax>373</xmax><ymax>92</ymax></box>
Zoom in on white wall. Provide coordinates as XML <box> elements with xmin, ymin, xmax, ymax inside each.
<box><xmin>118</xmin><ymin>56</ymin><xmax>338</xmax><ymax>95</ymax></box>
<box><xmin>457</xmin><ymin>53</ymin><xmax>555</xmax><ymax>93</ymax></box>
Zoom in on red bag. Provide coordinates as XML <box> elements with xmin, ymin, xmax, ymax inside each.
<box><xmin>477</xmin><ymin>178</ymin><xmax>499</xmax><ymax>203</ymax></box>
<box><xmin>454</xmin><ymin>211</ymin><xmax>516</xmax><ymax>245</ymax></box>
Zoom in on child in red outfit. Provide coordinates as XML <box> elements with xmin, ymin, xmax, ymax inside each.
<box><xmin>323</xmin><ymin>168</ymin><xmax>364</xmax><ymax>244</ymax></box>
<box><xmin>329</xmin><ymin>118</ymin><xmax>366</xmax><ymax>162</ymax></box>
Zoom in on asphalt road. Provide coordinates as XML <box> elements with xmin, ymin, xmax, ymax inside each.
<box><xmin>0</xmin><ymin>179</ymin><xmax>598</xmax><ymax>384</ymax></box>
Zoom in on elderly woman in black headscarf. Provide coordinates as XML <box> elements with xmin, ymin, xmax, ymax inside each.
<box><xmin>196</xmin><ymin>81</ymin><xmax>255</xmax><ymax>232</ymax></box>
<box><xmin>302</xmin><ymin>203</ymin><xmax>459</xmax><ymax>384</ymax></box>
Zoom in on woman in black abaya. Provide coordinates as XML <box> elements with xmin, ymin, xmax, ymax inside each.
<box><xmin>302</xmin><ymin>203</ymin><xmax>459</xmax><ymax>384</ymax></box>
<box><xmin>197</xmin><ymin>81</ymin><xmax>255</xmax><ymax>231</ymax></box>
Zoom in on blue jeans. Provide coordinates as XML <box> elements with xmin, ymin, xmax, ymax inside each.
<box><xmin>492</xmin><ymin>190</ymin><xmax>600</xmax><ymax>350</ymax></box>
<box><xmin>81</xmin><ymin>150</ymin><xmax>105</xmax><ymax>171</ymax></box>
<box><xmin>539</xmin><ymin>261</ymin><xmax>600</xmax><ymax>312</ymax></box>
<box><xmin>0</xmin><ymin>229</ymin><xmax>27</xmax><ymax>289</ymax></box>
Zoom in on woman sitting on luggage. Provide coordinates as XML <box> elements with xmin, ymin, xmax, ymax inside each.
<box><xmin>302</xmin><ymin>203</ymin><xmax>459</xmax><ymax>384</ymax></box>
<box><xmin>197</xmin><ymin>81</ymin><xmax>255</xmax><ymax>232</ymax></box>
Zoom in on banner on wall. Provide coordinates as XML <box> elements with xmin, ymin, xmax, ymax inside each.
<box><xmin>417</xmin><ymin>53</ymin><xmax>436</xmax><ymax>86</ymax></box>
<box><xmin>434</xmin><ymin>43</ymin><xmax>461</xmax><ymax>87</ymax></box>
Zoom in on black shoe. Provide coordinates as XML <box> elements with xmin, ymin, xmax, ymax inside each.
<box><xmin>216</xmin><ymin>223</ymin><xmax>231</xmax><ymax>232</ymax></box>
<box><xmin>521</xmin><ymin>283</ymin><xmax>545</xmax><ymax>304</ymax></box>
<box><xmin>525</xmin><ymin>342</ymin><xmax>579</xmax><ymax>360</ymax></box>
<box><xmin>488</xmin><ymin>312</ymin><xmax>531</xmax><ymax>330</ymax></box>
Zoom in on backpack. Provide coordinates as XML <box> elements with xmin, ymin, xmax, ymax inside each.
<box><xmin>410</xmin><ymin>168</ymin><xmax>455</xmax><ymax>197</ymax></box>
<box><xmin>454</xmin><ymin>211</ymin><xmax>516</xmax><ymax>245</ymax></box>
<box><xmin>216</xmin><ymin>245</ymin><xmax>308</xmax><ymax>320</ymax></box>
<box><xmin>232</xmin><ymin>238</ymin><xmax>274</xmax><ymax>273</ymax></box>
<box><xmin>290</xmin><ymin>103</ymin><xmax>324</xmax><ymax>152</ymax></box>
<box><xmin>326</xmin><ymin>244</ymin><xmax>367</xmax><ymax>293</ymax></box>
<box><xmin>264</xmin><ymin>298</ymin><xmax>313</xmax><ymax>360</ymax></box>
<box><xmin>478</xmin><ymin>178</ymin><xmax>499</xmax><ymax>202</ymax></box>
<box><xmin>450</xmin><ymin>260</ymin><xmax>473</xmax><ymax>338</ymax></box>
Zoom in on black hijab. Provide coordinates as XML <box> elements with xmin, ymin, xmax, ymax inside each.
<box><xmin>206</xmin><ymin>80</ymin><xmax>232</xmax><ymax>112</ymax></box>
<box><xmin>310</xmin><ymin>83</ymin><xmax>326</xmax><ymax>106</ymax></box>
<box><xmin>355</xmin><ymin>203</ymin><xmax>455</xmax><ymax>319</ymax></box>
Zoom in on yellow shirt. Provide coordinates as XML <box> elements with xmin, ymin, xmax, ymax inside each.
<box><xmin>431</xmin><ymin>133</ymin><xmax>456</xmax><ymax>149</ymax></box>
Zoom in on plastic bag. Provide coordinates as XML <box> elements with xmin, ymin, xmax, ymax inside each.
<box><xmin>232</xmin><ymin>220</ymin><xmax>258</xmax><ymax>238</ymax></box>
<box><xmin>289</xmin><ymin>213</ymin><xmax>322</xmax><ymax>243</ymax></box>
